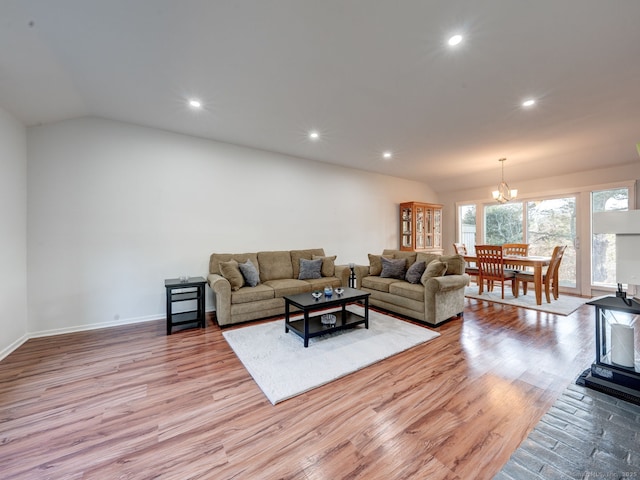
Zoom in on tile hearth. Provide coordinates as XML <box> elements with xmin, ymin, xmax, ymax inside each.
<box><xmin>496</xmin><ymin>382</ymin><xmax>640</xmax><ymax>479</ymax></box>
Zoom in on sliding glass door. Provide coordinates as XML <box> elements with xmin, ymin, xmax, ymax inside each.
<box><xmin>591</xmin><ymin>188</ymin><xmax>629</xmax><ymax>288</ymax></box>
<box><xmin>526</xmin><ymin>197</ymin><xmax>577</xmax><ymax>290</ymax></box>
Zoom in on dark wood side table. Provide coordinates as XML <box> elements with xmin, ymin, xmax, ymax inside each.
<box><xmin>164</xmin><ymin>277</ymin><xmax>206</xmax><ymax>335</ymax></box>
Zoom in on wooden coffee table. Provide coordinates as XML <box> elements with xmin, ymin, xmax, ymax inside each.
<box><xmin>284</xmin><ymin>287</ymin><xmax>370</xmax><ymax>347</ymax></box>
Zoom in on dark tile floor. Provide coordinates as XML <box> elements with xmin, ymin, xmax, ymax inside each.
<box><xmin>495</xmin><ymin>380</ymin><xmax>640</xmax><ymax>479</ymax></box>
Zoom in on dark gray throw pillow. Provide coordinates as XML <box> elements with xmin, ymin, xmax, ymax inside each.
<box><xmin>239</xmin><ymin>259</ymin><xmax>260</xmax><ymax>287</ymax></box>
<box><xmin>298</xmin><ymin>258</ymin><xmax>322</xmax><ymax>280</ymax></box>
<box><xmin>380</xmin><ymin>257</ymin><xmax>406</xmax><ymax>279</ymax></box>
<box><xmin>405</xmin><ymin>260</ymin><xmax>426</xmax><ymax>284</ymax></box>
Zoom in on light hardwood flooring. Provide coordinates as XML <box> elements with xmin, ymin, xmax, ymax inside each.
<box><xmin>0</xmin><ymin>297</ymin><xmax>595</xmax><ymax>479</ymax></box>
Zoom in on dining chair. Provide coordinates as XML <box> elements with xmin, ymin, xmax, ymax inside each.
<box><xmin>514</xmin><ymin>245</ymin><xmax>567</xmax><ymax>302</ymax></box>
<box><xmin>502</xmin><ymin>243</ymin><xmax>529</xmax><ymax>256</ymax></box>
<box><xmin>475</xmin><ymin>245</ymin><xmax>516</xmax><ymax>299</ymax></box>
<box><xmin>453</xmin><ymin>243</ymin><xmax>467</xmax><ymax>255</ymax></box>
<box><xmin>502</xmin><ymin>243</ymin><xmax>530</xmax><ymax>274</ymax></box>
<box><xmin>453</xmin><ymin>243</ymin><xmax>479</xmax><ymax>283</ymax></box>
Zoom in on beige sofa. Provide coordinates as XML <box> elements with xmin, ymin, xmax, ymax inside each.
<box><xmin>208</xmin><ymin>248</ymin><xmax>350</xmax><ymax>326</ymax></box>
<box><xmin>354</xmin><ymin>249</ymin><xmax>469</xmax><ymax>326</ymax></box>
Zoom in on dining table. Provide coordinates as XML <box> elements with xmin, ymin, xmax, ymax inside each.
<box><xmin>463</xmin><ymin>254</ymin><xmax>552</xmax><ymax>305</ymax></box>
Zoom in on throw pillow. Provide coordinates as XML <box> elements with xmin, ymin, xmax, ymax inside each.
<box><xmin>405</xmin><ymin>260</ymin><xmax>426</xmax><ymax>284</ymax></box>
<box><xmin>423</xmin><ymin>259</ymin><xmax>448</xmax><ymax>279</ymax></box>
<box><xmin>219</xmin><ymin>259</ymin><xmax>244</xmax><ymax>291</ymax></box>
<box><xmin>368</xmin><ymin>254</ymin><xmax>393</xmax><ymax>276</ymax></box>
<box><xmin>312</xmin><ymin>254</ymin><xmax>336</xmax><ymax>277</ymax></box>
<box><xmin>380</xmin><ymin>257</ymin><xmax>406</xmax><ymax>279</ymax></box>
<box><xmin>298</xmin><ymin>258</ymin><xmax>322</xmax><ymax>280</ymax></box>
<box><xmin>239</xmin><ymin>259</ymin><xmax>260</xmax><ymax>287</ymax></box>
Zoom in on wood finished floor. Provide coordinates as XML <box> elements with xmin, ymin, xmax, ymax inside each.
<box><xmin>0</xmin><ymin>297</ymin><xmax>595</xmax><ymax>479</ymax></box>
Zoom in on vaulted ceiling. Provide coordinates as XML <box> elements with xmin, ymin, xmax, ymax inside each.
<box><xmin>1</xmin><ymin>0</ymin><xmax>639</xmax><ymax>192</ymax></box>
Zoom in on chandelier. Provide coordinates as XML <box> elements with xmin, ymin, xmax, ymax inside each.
<box><xmin>492</xmin><ymin>158</ymin><xmax>518</xmax><ymax>203</ymax></box>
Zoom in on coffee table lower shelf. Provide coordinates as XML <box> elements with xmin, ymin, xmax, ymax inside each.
<box><xmin>286</xmin><ymin>311</ymin><xmax>367</xmax><ymax>345</ymax></box>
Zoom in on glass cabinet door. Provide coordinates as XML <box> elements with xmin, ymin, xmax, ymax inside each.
<box><xmin>425</xmin><ymin>208</ymin><xmax>433</xmax><ymax>247</ymax></box>
<box><xmin>416</xmin><ymin>206</ymin><xmax>425</xmax><ymax>248</ymax></box>
<box><xmin>434</xmin><ymin>208</ymin><xmax>442</xmax><ymax>249</ymax></box>
<box><xmin>401</xmin><ymin>206</ymin><xmax>412</xmax><ymax>248</ymax></box>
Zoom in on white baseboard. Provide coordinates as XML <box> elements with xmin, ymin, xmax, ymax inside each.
<box><xmin>0</xmin><ymin>334</ymin><xmax>29</xmax><ymax>362</ymax></box>
<box><xmin>27</xmin><ymin>313</ymin><xmax>166</xmax><ymax>339</ymax></box>
<box><xmin>1</xmin><ymin>308</ymin><xmax>217</xmax><ymax>361</ymax></box>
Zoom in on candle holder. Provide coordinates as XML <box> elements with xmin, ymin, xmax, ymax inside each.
<box><xmin>349</xmin><ymin>263</ymin><xmax>356</xmax><ymax>288</ymax></box>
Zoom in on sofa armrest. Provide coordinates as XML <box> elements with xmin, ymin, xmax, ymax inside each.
<box><xmin>352</xmin><ymin>264</ymin><xmax>371</xmax><ymax>289</ymax></box>
<box><xmin>208</xmin><ymin>273</ymin><xmax>231</xmax><ymax>325</ymax></box>
<box><xmin>334</xmin><ymin>264</ymin><xmax>351</xmax><ymax>287</ymax></box>
<box><xmin>423</xmin><ymin>274</ymin><xmax>470</xmax><ymax>293</ymax></box>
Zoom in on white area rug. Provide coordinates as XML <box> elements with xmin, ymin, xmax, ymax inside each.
<box><xmin>464</xmin><ymin>286</ymin><xmax>590</xmax><ymax>316</ymax></box>
<box><xmin>222</xmin><ymin>305</ymin><xmax>440</xmax><ymax>405</ymax></box>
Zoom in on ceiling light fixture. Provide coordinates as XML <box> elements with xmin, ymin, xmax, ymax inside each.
<box><xmin>188</xmin><ymin>99</ymin><xmax>202</xmax><ymax>109</ymax></box>
<box><xmin>448</xmin><ymin>34</ymin><xmax>463</xmax><ymax>46</ymax></box>
<box><xmin>308</xmin><ymin>131</ymin><xmax>319</xmax><ymax>140</ymax></box>
<box><xmin>522</xmin><ymin>99</ymin><xmax>536</xmax><ymax>108</ymax></box>
<box><xmin>492</xmin><ymin>158</ymin><xmax>518</xmax><ymax>203</ymax></box>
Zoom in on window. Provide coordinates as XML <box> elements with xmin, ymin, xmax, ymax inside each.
<box><xmin>591</xmin><ymin>188</ymin><xmax>629</xmax><ymax>287</ymax></box>
<box><xmin>458</xmin><ymin>204</ymin><xmax>476</xmax><ymax>254</ymax></box>
<box><xmin>457</xmin><ymin>182</ymin><xmax>633</xmax><ymax>296</ymax></box>
<box><xmin>484</xmin><ymin>202</ymin><xmax>523</xmax><ymax>244</ymax></box>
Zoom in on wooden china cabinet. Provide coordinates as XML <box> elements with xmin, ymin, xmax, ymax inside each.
<box><xmin>399</xmin><ymin>201</ymin><xmax>443</xmax><ymax>254</ymax></box>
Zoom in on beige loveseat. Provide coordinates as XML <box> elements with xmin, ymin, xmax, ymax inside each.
<box><xmin>354</xmin><ymin>249</ymin><xmax>469</xmax><ymax>326</ymax></box>
<box><xmin>208</xmin><ymin>248</ymin><xmax>350</xmax><ymax>326</ymax></box>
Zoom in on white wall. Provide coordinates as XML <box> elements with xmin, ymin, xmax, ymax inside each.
<box><xmin>27</xmin><ymin>117</ymin><xmax>436</xmax><ymax>335</ymax></box>
<box><xmin>0</xmin><ymin>107</ymin><xmax>28</xmax><ymax>358</ymax></box>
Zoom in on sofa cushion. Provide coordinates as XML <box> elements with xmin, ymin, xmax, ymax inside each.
<box><xmin>389</xmin><ymin>281</ymin><xmax>425</xmax><ymax>303</ymax></box>
<box><xmin>416</xmin><ymin>252</ymin><xmax>439</xmax><ymax>267</ymax></box>
<box><xmin>368</xmin><ymin>254</ymin><xmax>393</xmax><ymax>276</ymax></box>
<box><xmin>231</xmin><ymin>284</ymin><xmax>275</xmax><ymax>304</ymax></box>
<box><xmin>366</xmin><ymin>289</ymin><xmax>425</xmax><ymax>314</ymax></box>
<box><xmin>362</xmin><ymin>275</ymin><xmax>399</xmax><ymax>293</ymax></box>
<box><xmin>258</xmin><ymin>251</ymin><xmax>294</xmax><ymax>281</ymax></box>
<box><xmin>263</xmin><ymin>279</ymin><xmax>313</xmax><ymax>297</ymax></box>
<box><xmin>298</xmin><ymin>258</ymin><xmax>322</xmax><ymax>280</ymax></box>
<box><xmin>313</xmin><ymin>254</ymin><xmax>336</xmax><ymax>277</ymax></box>
<box><xmin>381</xmin><ymin>257</ymin><xmax>406</xmax><ymax>279</ymax></box>
<box><xmin>220</xmin><ymin>259</ymin><xmax>244</xmax><ymax>291</ymax></box>
<box><xmin>304</xmin><ymin>276</ymin><xmax>342</xmax><ymax>290</ymax></box>
<box><xmin>239</xmin><ymin>259</ymin><xmax>261</xmax><ymax>287</ymax></box>
<box><xmin>405</xmin><ymin>260</ymin><xmax>426</xmax><ymax>284</ymax></box>
<box><xmin>391</xmin><ymin>251</ymin><xmax>418</xmax><ymax>269</ymax></box>
<box><xmin>291</xmin><ymin>248</ymin><xmax>325</xmax><ymax>278</ymax></box>
<box><xmin>422</xmin><ymin>259</ymin><xmax>447</xmax><ymax>280</ymax></box>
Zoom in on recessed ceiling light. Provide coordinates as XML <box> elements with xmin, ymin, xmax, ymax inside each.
<box><xmin>309</xmin><ymin>131</ymin><xmax>319</xmax><ymax>140</ymax></box>
<box><xmin>448</xmin><ymin>34</ymin><xmax>463</xmax><ymax>46</ymax></box>
<box><xmin>522</xmin><ymin>99</ymin><xmax>536</xmax><ymax>108</ymax></box>
<box><xmin>383</xmin><ymin>151</ymin><xmax>393</xmax><ymax>159</ymax></box>
<box><xmin>188</xmin><ymin>99</ymin><xmax>202</xmax><ymax>109</ymax></box>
